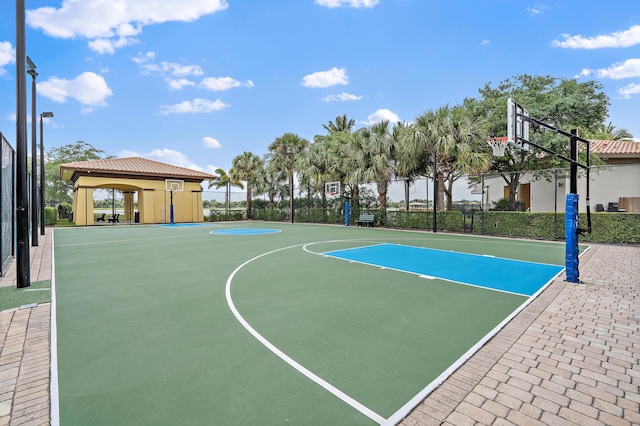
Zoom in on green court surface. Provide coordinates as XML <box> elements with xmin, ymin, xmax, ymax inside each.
<box><xmin>52</xmin><ymin>223</ymin><xmax>570</xmax><ymax>425</ymax></box>
<box><xmin>0</xmin><ymin>280</ymin><xmax>51</xmax><ymax>311</ymax></box>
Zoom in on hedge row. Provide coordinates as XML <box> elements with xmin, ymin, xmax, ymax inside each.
<box><xmin>251</xmin><ymin>208</ymin><xmax>639</xmax><ymax>244</ymax></box>
<box><xmin>474</xmin><ymin>211</ymin><xmax>640</xmax><ymax>244</ymax></box>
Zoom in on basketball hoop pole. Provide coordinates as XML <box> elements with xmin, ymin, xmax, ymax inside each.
<box><xmin>170</xmin><ymin>190</ymin><xmax>174</xmax><ymax>224</ymax></box>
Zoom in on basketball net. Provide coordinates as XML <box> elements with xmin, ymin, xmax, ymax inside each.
<box><xmin>487</xmin><ymin>137</ymin><xmax>509</xmax><ymax>157</ymax></box>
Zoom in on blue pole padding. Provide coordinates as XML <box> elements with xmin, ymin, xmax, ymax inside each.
<box><xmin>565</xmin><ymin>193</ymin><xmax>579</xmax><ymax>283</ymax></box>
<box><xmin>345</xmin><ymin>201</ymin><xmax>350</xmax><ymax>226</ymax></box>
<box><xmin>170</xmin><ymin>204</ymin><xmax>174</xmax><ymax>225</ymax></box>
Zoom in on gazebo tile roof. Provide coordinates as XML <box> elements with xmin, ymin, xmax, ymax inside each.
<box><xmin>60</xmin><ymin>157</ymin><xmax>217</xmax><ymax>180</ymax></box>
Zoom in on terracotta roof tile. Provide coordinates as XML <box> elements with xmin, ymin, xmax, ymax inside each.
<box><xmin>486</xmin><ymin>138</ymin><xmax>640</xmax><ymax>157</ymax></box>
<box><xmin>60</xmin><ymin>157</ymin><xmax>217</xmax><ymax>180</ymax></box>
<box><xmin>589</xmin><ymin>140</ymin><xmax>640</xmax><ymax>155</ymax></box>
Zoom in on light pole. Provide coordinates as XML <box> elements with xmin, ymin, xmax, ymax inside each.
<box><xmin>40</xmin><ymin>112</ymin><xmax>53</xmax><ymax>236</ymax></box>
<box><xmin>27</xmin><ymin>56</ymin><xmax>38</xmax><ymax>246</ymax></box>
<box><xmin>16</xmin><ymin>0</ymin><xmax>30</xmax><ymax>288</ymax></box>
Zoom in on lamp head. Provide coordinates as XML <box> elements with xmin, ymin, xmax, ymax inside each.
<box><xmin>26</xmin><ymin>56</ymin><xmax>36</xmax><ymax>70</ymax></box>
<box><xmin>41</xmin><ymin>112</ymin><xmax>54</xmax><ymax>118</ymax></box>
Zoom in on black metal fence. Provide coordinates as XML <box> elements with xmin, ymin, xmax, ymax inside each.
<box><xmin>0</xmin><ymin>132</ymin><xmax>15</xmax><ymax>275</ymax></box>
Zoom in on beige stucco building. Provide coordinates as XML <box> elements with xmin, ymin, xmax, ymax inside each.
<box><xmin>59</xmin><ymin>157</ymin><xmax>217</xmax><ymax>226</ymax></box>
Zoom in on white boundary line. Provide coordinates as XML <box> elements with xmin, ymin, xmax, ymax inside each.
<box><xmin>382</xmin><ymin>266</ymin><xmax>566</xmax><ymax>425</ymax></box>
<box><xmin>50</xmin><ymin>231</ymin><xmax>60</xmax><ymax>426</ymax></box>
<box><xmin>225</xmin><ymin>243</ymin><xmax>385</xmax><ymax>424</ymax></box>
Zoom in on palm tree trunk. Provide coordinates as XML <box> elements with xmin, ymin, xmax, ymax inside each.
<box><xmin>404</xmin><ymin>178</ymin><xmax>410</xmax><ymax>211</ymax></box>
<box><xmin>289</xmin><ymin>170</ymin><xmax>294</xmax><ymax>223</ymax></box>
<box><xmin>246</xmin><ymin>187</ymin><xmax>252</xmax><ymax>219</ymax></box>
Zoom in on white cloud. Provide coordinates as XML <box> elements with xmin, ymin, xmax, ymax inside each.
<box><xmin>27</xmin><ymin>0</ymin><xmax>229</xmax><ymax>54</ymax></box>
<box><xmin>159</xmin><ymin>98</ymin><xmax>229</xmax><ymax>115</ymax></box>
<box><xmin>594</xmin><ymin>58</ymin><xmax>640</xmax><ymax>79</ymax></box>
<box><xmin>0</xmin><ymin>41</ymin><xmax>15</xmax><ymax>75</ymax></box>
<box><xmin>321</xmin><ymin>92</ymin><xmax>362</xmax><ymax>102</ymax></box>
<box><xmin>119</xmin><ymin>148</ymin><xmax>205</xmax><ymax>171</ymax></box>
<box><xmin>619</xmin><ymin>83</ymin><xmax>640</xmax><ymax>98</ymax></box>
<box><xmin>88</xmin><ymin>36</ymin><xmax>139</xmax><ymax>55</ymax></box>
<box><xmin>39</xmin><ymin>72</ymin><xmax>114</xmax><ymax>106</ymax></box>
<box><xmin>527</xmin><ymin>4</ymin><xmax>548</xmax><ymax>16</ymax></box>
<box><xmin>302</xmin><ymin>67</ymin><xmax>348</xmax><ymax>88</ymax></box>
<box><xmin>552</xmin><ymin>25</ymin><xmax>640</xmax><ymax>49</ymax></box>
<box><xmin>481</xmin><ymin>40</ymin><xmax>490</xmax><ymax>46</ymax></box>
<box><xmin>316</xmin><ymin>0</ymin><xmax>379</xmax><ymax>8</ymax></box>
<box><xmin>80</xmin><ymin>107</ymin><xmax>94</xmax><ymax>114</ymax></box>
<box><xmin>366</xmin><ymin>108</ymin><xmax>400</xmax><ymax>124</ymax></box>
<box><xmin>200</xmin><ymin>77</ymin><xmax>254</xmax><ymax>91</ymax></box>
<box><xmin>167</xmin><ymin>78</ymin><xmax>196</xmax><ymax>90</ymax></box>
<box><xmin>132</xmin><ymin>51</ymin><xmax>155</xmax><ymax>64</ymax></box>
<box><xmin>202</xmin><ymin>136</ymin><xmax>222</xmax><ymax>148</ymax></box>
<box><xmin>140</xmin><ymin>61</ymin><xmax>204</xmax><ymax>77</ymax></box>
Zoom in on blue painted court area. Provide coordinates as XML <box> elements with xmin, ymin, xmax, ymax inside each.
<box><xmin>211</xmin><ymin>228</ymin><xmax>281</xmax><ymax>235</ymax></box>
<box><xmin>323</xmin><ymin>243</ymin><xmax>564</xmax><ymax>297</ymax></box>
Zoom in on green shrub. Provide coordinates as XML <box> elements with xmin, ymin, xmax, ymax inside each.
<box><xmin>473</xmin><ymin>211</ymin><xmax>640</xmax><ymax>244</ymax></box>
<box><xmin>45</xmin><ymin>207</ymin><xmax>57</xmax><ymax>225</ymax></box>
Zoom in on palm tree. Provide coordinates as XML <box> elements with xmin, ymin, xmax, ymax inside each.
<box><xmin>296</xmin><ymin>136</ymin><xmax>338</xmax><ymax>209</ymax></box>
<box><xmin>391</xmin><ymin>121</ymin><xmax>419</xmax><ymax>211</ymax></box>
<box><xmin>591</xmin><ymin>122</ymin><xmax>634</xmax><ymax>141</ymax></box>
<box><xmin>322</xmin><ymin>113</ymin><xmax>356</xmax><ymax>133</ymax></box>
<box><xmin>267</xmin><ymin>133</ymin><xmax>309</xmax><ymax>223</ymax></box>
<box><xmin>254</xmin><ymin>163</ymin><xmax>287</xmax><ymax>209</ymax></box>
<box><xmin>208</xmin><ymin>168</ymin><xmax>243</xmax><ymax>215</ymax></box>
<box><xmin>229</xmin><ymin>152</ymin><xmax>263</xmax><ymax>219</ymax></box>
<box><xmin>439</xmin><ymin>107</ymin><xmax>491</xmax><ymax>210</ymax></box>
<box><xmin>348</xmin><ymin>121</ymin><xmax>396</xmax><ymax>213</ymax></box>
<box><xmin>412</xmin><ymin>106</ymin><xmax>450</xmax><ymax>211</ymax></box>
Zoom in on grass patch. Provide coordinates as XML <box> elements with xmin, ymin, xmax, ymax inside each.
<box><xmin>55</xmin><ymin>219</ymin><xmax>76</xmax><ymax>227</ymax></box>
<box><xmin>0</xmin><ymin>280</ymin><xmax>51</xmax><ymax>311</ymax></box>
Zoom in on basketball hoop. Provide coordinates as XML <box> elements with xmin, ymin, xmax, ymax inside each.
<box><xmin>325</xmin><ymin>181</ymin><xmax>340</xmax><ymax>198</ymax></box>
<box><xmin>487</xmin><ymin>137</ymin><xmax>509</xmax><ymax>157</ymax></box>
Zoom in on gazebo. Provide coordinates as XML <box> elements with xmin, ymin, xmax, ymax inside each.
<box><xmin>59</xmin><ymin>157</ymin><xmax>217</xmax><ymax>226</ymax></box>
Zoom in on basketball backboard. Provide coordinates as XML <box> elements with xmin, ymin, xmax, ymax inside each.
<box><xmin>507</xmin><ymin>97</ymin><xmax>530</xmax><ymax>151</ymax></box>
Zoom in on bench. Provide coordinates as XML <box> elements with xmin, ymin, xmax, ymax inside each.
<box><xmin>356</xmin><ymin>213</ymin><xmax>374</xmax><ymax>227</ymax></box>
<box><xmin>95</xmin><ymin>213</ymin><xmax>106</xmax><ymax>222</ymax></box>
<box><xmin>108</xmin><ymin>213</ymin><xmax>120</xmax><ymax>223</ymax></box>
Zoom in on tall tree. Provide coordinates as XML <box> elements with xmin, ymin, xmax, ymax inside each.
<box><xmin>322</xmin><ymin>113</ymin><xmax>356</xmax><ymax>133</ymax></box>
<box><xmin>208</xmin><ymin>168</ymin><xmax>243</xmax><ymax>215</ymax></box>
<box><xmin>46</xmin><ymin>141</ymin><xmax>111</xmax><ymax>205</ymax></box>
<box><xmin>267</xmin><ymin>133</ymin><xmax>309</xmax><ymax>222</ymax></box>
<box><xmin>229</xmin><ymin>152</ymin><xmax>263</xmax><ymax>219</ymax></box>
<box><xmin>439</xmin><ymin>106</ymin><xmax>491</xmax><ymax>210</ymax></box>
<box><xmin>348</xmin><ymin>121</ymin><xmax>396</xmax><ymax>213</ymax></box>
<box><xmin>254</xmin><ymin>163</ymin><xmax>287</xmax><ymax>209</ymax></box>
<box><xmin>296</xmin><ymin>136</ymin><xmax>337</xmax><ymax>209</ymax></box>
<box><xmin>463</xmin><ymin>74</ymin><xmax>610</xmax><ymax>209</ymax></box>
<box><xmin>589</xmin><ymin>122</ymin><xmax>634</xmax><ymax>141</ymax></box>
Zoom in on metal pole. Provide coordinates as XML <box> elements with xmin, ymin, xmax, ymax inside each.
<box><xmin>39</xmin><ymin>115</ymin><xmax>46</xmax><ymax>235</ymax></box>
<box><xmin>16</xmin><ymin>0</ymin><xmax>30</xmax><ymax>288</ymax></box>
<box><xmin>29</xmin><ymin>68</ymin><xmax>38</xmax><ymax>246</ymax></box>
<box><xmin>432</xmin><ymin>145</ymin><xmax>437</xmax><ymax>233</ymax></box>
<box><xmin>570</xmin><ymin>130</ymin><xmax>578</xmax><ymax>194</ymax></box>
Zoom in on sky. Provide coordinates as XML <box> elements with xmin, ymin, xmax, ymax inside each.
<box><xmin>1</xmin><ymin>0</ymin><xmax>640</xmax><ymax>202</ymax></box>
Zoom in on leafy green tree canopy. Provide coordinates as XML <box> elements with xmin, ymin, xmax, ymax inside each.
<box><xmin>45</xmin><ymin>141</ymin><xmax>112</xmax><ymax>205</ymax></box>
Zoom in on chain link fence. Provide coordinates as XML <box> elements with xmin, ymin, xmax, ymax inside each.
<box><xmin>0</xmin><ymin>132</ymin><xmax>15</xmax><ymax>275</ymax></box>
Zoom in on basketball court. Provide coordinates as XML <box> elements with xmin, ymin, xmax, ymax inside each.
<box><xmin>51</xmin><ymin>222</ymin><xmax>572</xmax><ymax>425</ymax></box>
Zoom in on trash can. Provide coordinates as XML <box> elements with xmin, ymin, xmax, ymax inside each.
<box><xmin>134</xmin><ymin>212</ymin><xmax>140</xmax><ymax>223</ymax></box>
<box><xmin>68</xmin><ymin>212</ymin><xmax>73</xmax><ymax>222</ymax></box>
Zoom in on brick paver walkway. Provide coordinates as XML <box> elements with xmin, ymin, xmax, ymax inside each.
<box><xmin>401</xmin><ymin>244</ymin><xmax>640</xmax><ymax>426</ymax></box>
<box><xmin>0</xmin><ymin>230</ymin><xmax>638</xmax><ymax>425</ymax></box>
<box><xmin>0</xmin><ymin>229</ymin><xmax>52</xmax><ymax>426</ymax></box>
